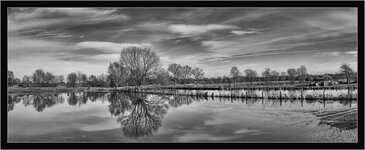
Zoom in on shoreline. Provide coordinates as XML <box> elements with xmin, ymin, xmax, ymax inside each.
<box><xmin>7</xmin><ymin>87</ymin><xmax>358</xmax><ymax>100</ymax></box>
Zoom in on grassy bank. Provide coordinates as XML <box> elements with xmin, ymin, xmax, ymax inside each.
<box><xmin>292</xmin><ymin>108</ymin><xmax>358</xmax><ymax>142</ymax></box>
<box><xmin>113</xmin><ymin>87</ymin><xmax>357</xmax><ymax>100</ymax></box>
<box><xmin>7</xmin><ymin>85</ymin><xmax>358</xmax><ymax>101</ymax></box>
<box><xmin>151</xmin><ymin>83</ymin><xmax>358</xmax><ymax>90</ymax></box>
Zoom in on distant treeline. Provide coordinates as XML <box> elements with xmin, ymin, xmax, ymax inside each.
<box><xmin>7</xmin><ymin>46</ymin><xmax>358</xmax><ymax>87</ymax></box>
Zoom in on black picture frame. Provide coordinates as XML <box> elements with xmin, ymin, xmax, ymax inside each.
<box><xmin>1</xmin><ymin>1</ymin><xmax>364</xmax><ymax>149</ymax></box>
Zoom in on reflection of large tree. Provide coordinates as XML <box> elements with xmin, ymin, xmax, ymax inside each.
<box><xmin>108</xmin><ymin>93</ymin><xmax>169</xmax><ymax>138</ymax></box>
<box><xmin>108</xmin><ymin>92</ymin><xmax>133</xmax><ymax>116</ymax></box>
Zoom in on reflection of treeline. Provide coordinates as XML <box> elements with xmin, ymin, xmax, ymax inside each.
<box><xmin>7</xmin><ymin>95</ymin><xmax>21</xmax><ymax>112</ymax></box>
<box><xmin>7</xmin><ymin>92</ymin><xmax>109</xmax><ymax>112</ymax></box>
<box><xmin>8</xmin><ymin>93</ymin><xmax>65</xmax><ymax>112</ymax></box>
<box><xmin>8</xmin><ymin>90</ymin><xmax>355</xmax><ymax>114</ymax></box>
<box><xmin>67</xmin><ymin>92</ymin><xmax>109</xmax><ymax>106</ymax></box>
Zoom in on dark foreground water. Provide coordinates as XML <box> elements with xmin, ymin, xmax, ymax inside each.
<box><xmin>7</xmin><ymin>91</ymin><xmax>357</xmax><ymax>142</ymax></box>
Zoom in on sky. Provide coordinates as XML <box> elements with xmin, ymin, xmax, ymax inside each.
<box><xmin>8</xmin><ymin>7</ymin><xmax>358</xmax><ymax>78</ymax></box>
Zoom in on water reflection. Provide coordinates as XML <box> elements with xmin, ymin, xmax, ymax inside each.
<box><xmin>8</xmin><ymin>91</ymin><xmax>357</xmax><ymax>139</ymax></box>
<box><xmin>67</xmin><ymin>92</ymin><xmax>89</xmax><ymax>106</ymax></box>
<box><xmin>108</xmin><ymin>92</ymin><xmax>133</xmax><ymax>117</ymax></box>
<box><xmin>8</xmin><ymin>91</ymin><xmax>356</xmax><ymax>113</ymax></box>
<box><xmin>8</xmin><ymin>94</ymin><xmax>65</xmax><ymax>112</ymax></box>
<box><xmin>109</xmin><ymin>93</ymin><xmax>169</xmax><ymax>138</ymax></box>
<box><xmin>7</xmin><ymin>95</ymin><xmax>21</xmax><ymax>112</ymax></box>
<box><xmin>168</xmin><ymin>95</ymin><xmax>204</xmax><ymax>108</ymax></box>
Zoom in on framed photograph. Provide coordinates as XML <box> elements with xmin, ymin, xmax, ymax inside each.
<box><xmin>2</xmin><ymin>0</ymin><xmax>364</xmax><ymax>149</ymax></box>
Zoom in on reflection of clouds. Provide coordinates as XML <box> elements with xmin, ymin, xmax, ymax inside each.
<box><xmin>79</xmin><ymin>119</ymin><xmax>119</xmax><ymax>131</ymax></box>
<box><xmin>202</xmin><ymin>109</ymin><xmax>254</xmax><ymax>126</ymax></box>
<box><xmin>204</xmin><ymin>117</ymin><xmax>238</xmax><ymax>125</ymax></box>
<box><xmin>234</xmin><ymin>129</ymin><xmax>261</xmax><ymax>134</ymax></box>
<box><xmin>176</xmin><ymin>133</ymin><xmax>236</xmax><ymax>142</ymax></box>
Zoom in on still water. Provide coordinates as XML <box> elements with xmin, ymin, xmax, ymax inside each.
<box><xmin>8</xmin><ymin>91</ymin><xmax>356</xmax><ymax>142</ymax></box>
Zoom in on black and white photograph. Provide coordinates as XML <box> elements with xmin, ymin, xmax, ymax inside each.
<box><xmin>3</xmin><ymin>1</ymin><xmax>363</xmax><ymax>149</ymax></box>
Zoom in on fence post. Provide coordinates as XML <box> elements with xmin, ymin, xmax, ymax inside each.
<box><xmin>262</xmin><ymin>90</ymin><xmax>264</xmax><ymax>99</ymax></box>
<box><xmin>323</xmin><ymin>89</ymin><xmax>325</xmax><ymax>100</ymax></box>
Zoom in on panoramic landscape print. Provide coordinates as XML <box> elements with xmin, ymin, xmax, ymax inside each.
<box><xmin>7</xmin><ymin>8</ymin><xmax>358</xmax><ymax>142</ymax></box>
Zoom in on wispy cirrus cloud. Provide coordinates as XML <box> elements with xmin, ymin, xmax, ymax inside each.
<box><xmin>345</xmin><ymin>51</ymin><xmax>357</xmax><ymax>57</ymax></box>
<box><xmin>222</xmin><ymin>8</ymin><xmax>281</xmax><ymax>24</ymax></box>
<box><xmin>167</xmin><ymin>24</ymin><xmax>238</xmax><ymax>36</ymax></box>
<box><xmin>8</xmin><ymin>8</ymin><xmax>130</xmax><ymax>32</ymax></box>
<box><xmin>76</xmin><ymin>41</ymin><xmax>151</xmax><ymax>53</ymax></box>
<box><xmin>315</xmin><ymin>51</ymin><xmax>341</xmax><ymax>57</ymax></box>
<box><xmin>234</xmin><ymin>129</ymin><xmax>261</xmax><ymax>134</ymax></box>
<box><xmin>231</xmin><ymin>28</ymin><xmax>269</xmax><ymax>35</ymax></box>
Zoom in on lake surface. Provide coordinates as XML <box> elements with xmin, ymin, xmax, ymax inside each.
<box><xmin>7</xmin><ymin>91</ymin><xmax>357</xmax><ymax>142</ymax></box>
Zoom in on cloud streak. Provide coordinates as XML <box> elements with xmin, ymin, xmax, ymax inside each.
<box><xmin>8</xmin><ymin>8</ymin><xmax>130</xmax><ymax>32</ymax></box>
<box><xmin>168</xmin><ymin>24</ymin><xmax>238</xmax><ymax>36</ymax></box>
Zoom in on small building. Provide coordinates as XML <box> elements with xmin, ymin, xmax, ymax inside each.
<box><xmin>309</xmin><ymin>82</ymin><xmax>320</xmax><ymax>87</ymax></box>
<box><xmin>56</xmin><ymin>82</ymin><xmax>67</xmax><ymax>87</ymax></box>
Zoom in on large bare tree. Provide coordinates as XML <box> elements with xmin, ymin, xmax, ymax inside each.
<box><xmin>119</xmin><ymin>46</ymin><xmax>161</xmax><ymax>86</ymax></box>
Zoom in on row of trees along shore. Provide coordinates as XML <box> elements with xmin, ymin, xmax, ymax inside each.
<box><xmin>8</xmin><ymin>46</ymin><xmax>357</xmax><ymax>88</ymax></box>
